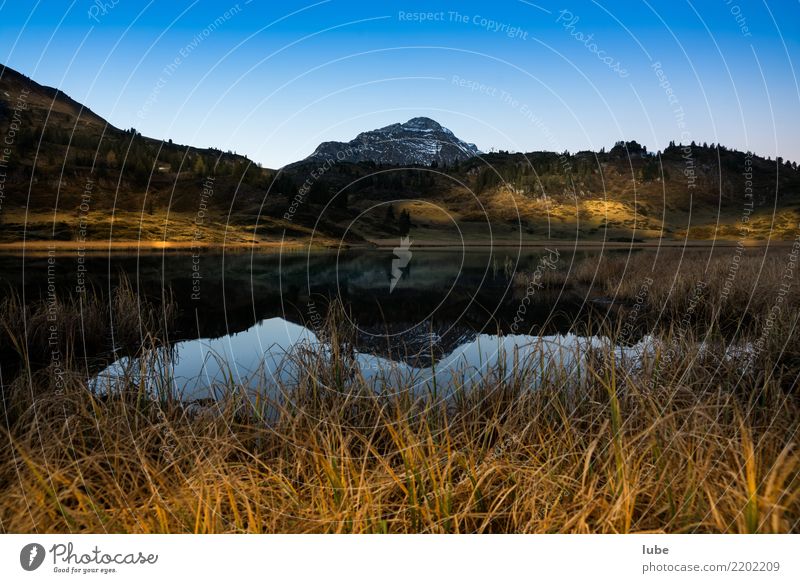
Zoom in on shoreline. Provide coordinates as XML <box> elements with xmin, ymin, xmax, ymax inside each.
<box><xmin>0</xmin><ymin>240</ymin><xmax>330</xmax><ymax>256</ymax></box>
<box><xmin>0</xmin><ymin>237</ymin><xmax>791</xmax><ymax>256</ymax></box>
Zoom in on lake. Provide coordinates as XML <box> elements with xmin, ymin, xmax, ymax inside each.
<box><xmin>0</xmin><ymin>247</ymin><xmax>645</xmax><ymax>398</ymax></box>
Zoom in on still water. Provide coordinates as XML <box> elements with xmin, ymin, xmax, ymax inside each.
<box><xmin>0</xmin><ymin>247</ymin><xmax>645</xmax><ymax>398</ymax></box>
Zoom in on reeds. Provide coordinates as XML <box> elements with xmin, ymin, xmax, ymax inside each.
<box><xmin>0</xmin><ymin>274</ymin><xmax>175</xmax><ymax>367</ymax></box>
<box><xmin>0</xmin><ymin>255</ymin><xmax>798</xmax><ymax>533</ymax></box>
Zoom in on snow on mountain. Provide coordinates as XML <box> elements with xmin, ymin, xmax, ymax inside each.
<box><xmin>306</xmin><ymin>117</ymin><xmax>481</xmax><ymax>166</ymax></box>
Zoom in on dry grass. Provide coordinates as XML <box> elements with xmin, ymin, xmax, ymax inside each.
<box><xmin>1</xmin><ymin>257</ymin><xmax>799</xmax><ymax>534</ymax></box>
<box><xmin>0</xmin><ymin>210</ymin><xmax>340</xmax><ymax>247</ymax></box>
<box><xmin>521</xmin><ymin>248</ymin><xmax>800</xmax><ymax>332</ymax></box>
<box><xmin>0</xmin><ymin>275</ymin><xmax>175</xmax><ymax>368</ymax></box>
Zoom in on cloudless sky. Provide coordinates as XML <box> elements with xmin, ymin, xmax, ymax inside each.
<box><xmin>1</xmin><ymin>0</ymin><xmax>798</xmax><ymax>167</ymax></box>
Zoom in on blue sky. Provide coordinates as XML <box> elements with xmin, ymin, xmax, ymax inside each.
<box><xmin>1</xmin><ymin>0</ymin><xmax>798</xmax><ymax>167</ymax></box>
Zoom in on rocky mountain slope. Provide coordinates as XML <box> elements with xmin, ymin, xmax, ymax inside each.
<box><xmin>306</xmin><ymin>117</ymin><xmax>480</xmax><ymax>166</ymax></box>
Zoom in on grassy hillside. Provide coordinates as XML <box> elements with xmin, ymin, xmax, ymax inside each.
<box><xmin>2</xmin><ymin>63</ymin><xmax>799</xmax><ymax>246</ymax></box>
<box><xmin>283</xmin><ymin>144</ymin><xmax>800</xmax><ymax>243</ymax></box>
<box><xmin>0</xmin><ymin>65</ymin><xmax>348</xmax><ymax>246</ymax></box>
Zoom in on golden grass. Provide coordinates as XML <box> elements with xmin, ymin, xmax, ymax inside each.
<box><xmin>0</xmin><ymin>210</ymin><xmax>342</xmax><ymax>248</ymax></box>
<box><xmin>1</xmin><ymin>344</ymin><xmax>797</xmax><ymax>533</ymax></box>
<box><xmin>0</xmin><ymin>275</ymin><xmax>175</xmax><ymax>367</ymax></box>
<box><xmin>567</xmin><ymin>248</ymin><xmax>800</xmax><ymax>332</ymax></box>
<box><xmin>1</xmin><ymin>255</ymin><xmax>799</xmax><ymax>533</ymax></box>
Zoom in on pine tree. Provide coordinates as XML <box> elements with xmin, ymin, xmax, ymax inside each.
<box><xmin>384</xmin><ymin>204</ymin><xmax>396</xmax><ymax>224</ymax></box>
<box><xmin>193</xmin><ymin>156</ymin><xmax>207</xmax><ymax>176</ymax></box>
<box><xmin>398</xmin><ymin>209</ymin><xmax>411</xmax><ymax>235</ymax></box>
<box><xmin>334</xmin><ymin>190</ymin><xmax>348</xmax><ymax>210</ymax></box>
<box><xmin>308</xmin><ymin>180</ymin><xmax>328</xmax><ymax>204</ymax></box>
<box><xmin>105</xmin><ymin>149</ymin><xmax>117</xmax><ymax>168</ymax></box>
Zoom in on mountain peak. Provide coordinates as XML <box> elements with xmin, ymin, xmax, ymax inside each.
<box><xmin>307</xmin><ymin>117</ymin><xmax>480</xmax><ymax>166</ymax></box>
<box><xmin>402</xmin><ymin>117</ymin><xmax>443</xmax><ymax>130</ymax></box>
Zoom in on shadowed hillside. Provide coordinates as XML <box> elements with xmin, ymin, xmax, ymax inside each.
<box><xmin>2</xmin><ymin>63</ymin><xmax>799</xmax><ymax>246</ymax></box>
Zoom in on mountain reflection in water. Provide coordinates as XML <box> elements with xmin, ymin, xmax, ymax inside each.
<box><xmin>1</xmin><ymin>248</ymin><xmax>647</xmax><ymax>397</ymax></box>
<box><xmin>93</xmin><ymin>316</ymin><xmax>655</xmax><ymax>400</ymax></box>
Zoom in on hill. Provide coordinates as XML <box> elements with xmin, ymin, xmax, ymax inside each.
<box><xmin>281</xmin><ymin>140</ymin><xmax>800</xmax><ymax>243</ymax></box>
<box><xmin>2</xmin><ymin>63</ymin><xmax>799</xmax><ymax>248</ymax></box>
<box><xmin>0</xmin><ymin>64</ymin><xmax>340</xmax><ymax>247</ymax></box>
